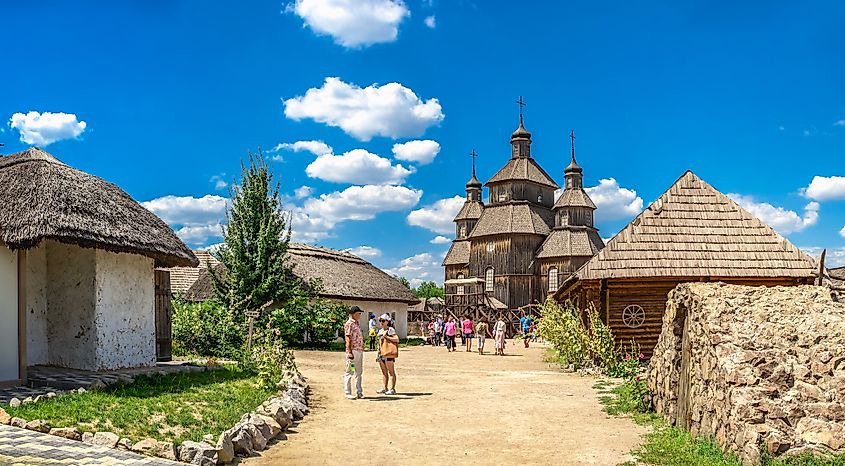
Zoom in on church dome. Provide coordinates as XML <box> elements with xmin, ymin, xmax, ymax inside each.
<box><xmin>466</xmin><ymin>173</ymin><xmax>482</xmax><ymax>188</ymax></box>
<box><xmin>565</xmin><ymin>157</ymin><xmax>582</xmax><ymax>174</ymax></box>
<box><xmin>511</xmin><ymin>118</ymin><xmax>531</xmax><ymax>140</ymax></box>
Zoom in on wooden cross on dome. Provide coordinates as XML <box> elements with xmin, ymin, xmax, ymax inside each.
<box><xmin>570</xmin><ymin>130</ymin><xmax>576</xmax><ymax>160</ymax></box>
<box><xmin>470</xmin><ymin>149</ymin><xmax>478</xmax><ymax>176</ymax></box>
<box><xmin>516</xmin><ymin>96</ymin><xmax>526</xmax><ymax>119</ymax></box>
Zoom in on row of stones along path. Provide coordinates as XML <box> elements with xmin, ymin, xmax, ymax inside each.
<box><xmin>244</xmin><ymin>341</ymin><xmax>646</xmax><ymax>466</ymax></box>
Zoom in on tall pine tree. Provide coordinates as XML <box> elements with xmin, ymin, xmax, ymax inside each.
<box><xmin>210</xmin><ymin>151</ymin><xmax>298</xmax><ymax>320</ymax></box>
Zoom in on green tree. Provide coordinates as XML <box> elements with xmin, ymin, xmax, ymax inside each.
<box><xmin>414</xmin><ymin>281</ymin><xmax>444</xmax><ymax>299</ymax></box>
<box><xmin>394</xmin><ymin>275</ymin><xmax>411</xmax><ymax>289</ymax></box>
<box><xmin>210</xmin><ymin>151</ymin><xmax>304</xmax><ymax>321</ymax></box>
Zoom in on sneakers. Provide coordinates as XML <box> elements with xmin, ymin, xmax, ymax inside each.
<box><xmin>385</xmin><ymin>389</ymin><xmax>396</xmax><ymax>395</ymax></box>
<box><xmin>357</xmin><ymin>393</ymin><xmax>364</xmax><ymax>399</ymax></box>
<box><xmin>345</xmin><ymin>394</ymin><xmax>356</xmax><ymax>400</ymax></box>
<box><xmin>376</xmin><ymin>388</ymin><xmax>387</xmax><ymax>394</ymax></box>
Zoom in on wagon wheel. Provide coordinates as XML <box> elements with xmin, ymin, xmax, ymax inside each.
<box><xmin>622</xmin><ymin>305</ymin><xmax>645</xmax><ymax>328</ymax></box>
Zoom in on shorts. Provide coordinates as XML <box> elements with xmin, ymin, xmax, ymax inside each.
<box><xmin>376</xmin><ymin>355</ymin><xmax>395</xmax><ymax>363</ymax></box>
<box><xmin>464</xmin><ymin>332</ymin><xmax>473</xmax><ymax>339</ymax></box>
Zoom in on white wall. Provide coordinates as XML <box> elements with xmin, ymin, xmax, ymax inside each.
<box><xmin>0</xmin><ymin>244</ymin><xmax>19</xmax><ymax>382</ymax></box>
<box><xmin>346</xmin><ymin>299</ymin><xmax>409</xmax><ymax>339</ymax></box>
<box><xmin>26</xmin><ymin>243</ymin><xmax>48</xmax><ymax>365</ymax></box>
<box><xmin>46</xmin><ymin>241</ymin><xmax>98</xmax><ymax>370</ymax></box>
<box><xmin>94</xmin><ymin>249</ymin><xmax>156</xmax><ymax>369</ymax></box>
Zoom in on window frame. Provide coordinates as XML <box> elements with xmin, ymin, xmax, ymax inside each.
<box><xmin>485</xmin><ymin>267</ymin><xmax>494</xmax><ymax>292</ymax></box>
<box><xmin>548</xmin><ymin>267</ymin><xmax>558</xmax><ymax>292</ymax></box>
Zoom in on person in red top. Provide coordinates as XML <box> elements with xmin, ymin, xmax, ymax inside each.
<box><xmin>443</xmin><ymin>316</ymin><xmax>458</xmax><ymax>352</ymax></box>
<box><xmin>462</xmin><ymin>315</ymin><xmax>474</xmax><ymax>352</ymax></box>
<box><xmin>344</xmin><ymin>306</ymin><xmax>364</xmax><ymax>400</ymax></box>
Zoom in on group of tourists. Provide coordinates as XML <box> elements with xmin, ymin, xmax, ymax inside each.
<box><xmin>343</xmin><ymin>306</ymin><xmax>400</xmax><ymax>400</ymax></box>
<box><xmin>425</xmin><ymin>313</ymin><xmax>533</xmax><ymax>356</ymax></box>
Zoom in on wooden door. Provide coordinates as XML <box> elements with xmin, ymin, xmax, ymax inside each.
<box><xmin>154</xmin><ymin>270</ymin><xmax>172</xmax><ymax>361</ymax></box>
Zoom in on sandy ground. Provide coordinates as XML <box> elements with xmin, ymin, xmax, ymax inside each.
<box><xmin>244</xmin><ymin>341</ymin><xmax>646</xmax><ymax>466</ymax></box>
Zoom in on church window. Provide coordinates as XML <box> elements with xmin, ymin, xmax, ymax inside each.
<box><xmin>586</xmin><ymin>210</ymin><xmax>592</xmax><ymax>225</ymax></box>
<box><xmin>459</xmin><ymin>225</ymin><xmax>467</xmax><ymax>238</ymax></box>
<box><xmin>537</xmin><ymin>194</ymin><xmax>543</xmax><ymax>203</ymax></box>
<box><xmin>548</xmin><ymin>267</ymin><xmax>558</xmax><ymax>292</ymax></box>
<box><xmin>560</xmin><ymin>212</ymin><xmax>569</xmax><ymax>226</ymax></box>
<box><xmin>486</xmin><ymin>242</ymin><xmax>494</xmax><ymax>253</ymax></box>
<box><xmin>567</xmin><ymin>178</ymin><xmax>573</xmax><ymax>188</ymax></box>
<box><xmin>485</xmin><ymin>267</ymin><xmax>494</xmax><ymax>292</ymax></box>
<box><xmin>457</xmin><ymin>273</ymin><xmax>465</xmax><ymax>295</ymax></box>
<box><xmin>498</xmin><ymin>191</ymin><xmax>508</xmax><ymax>202</ymax></box>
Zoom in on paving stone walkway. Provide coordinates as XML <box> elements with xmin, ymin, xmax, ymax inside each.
<box><xmin>0</xmin><ymin>424</ymin><xmax>179</xmax><ymax>465</ymax></box>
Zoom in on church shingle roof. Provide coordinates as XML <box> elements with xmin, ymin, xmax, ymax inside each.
<box><xmin>442</xmin><ymin>239</ymin><xmax>471</xmax><ymax>266</ymax></box>
<box><xmin>535</xmin><ymin>228</ymin><xmax>604</xmax><ymax>259</ymax></box>
<box><xmin>485</xmin><ymin>157</ymin><xmax>558</xmax><ymax>189</ymax></box>
<box><xmin>554</xmin><ymin>188</ymin><xmax>596</xmax><ymax>209</ymax></box>
<box><xmin>469</xmin><ymin>202</ymin><xmax>554</xmax><ymax>238</ymax></box>
<box><xmin>453</xmin><ymin>201</ymin><xmax>483</xmax><ymax>221</ymax></box>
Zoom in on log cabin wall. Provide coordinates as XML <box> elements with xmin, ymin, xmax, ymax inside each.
<box><xmin>488</xmin><ymin>183</ymin><xmax>554</xmax><ymax>208</ymax></box>
<box><xmin>537</xmin><ymin>256</ymin><xmax>593</xmax><ymax>302</ymax></box>
<box><xmin>603</xmin><ymin>276</ymin><xmax>815</xmax><ymax>357</ymax></box>
<box><xmin>469</xmin><ymin>234</ymin><xmax>545</xmax><ymax>308</ymax></box>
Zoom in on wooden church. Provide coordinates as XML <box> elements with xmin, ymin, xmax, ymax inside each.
<box><xmin>442</xmin><ymin>110</ymin><xmax>604</xmax><ymax>317</ymax></box>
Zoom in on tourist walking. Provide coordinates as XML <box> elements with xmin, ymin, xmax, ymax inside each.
<box><xmin>494</xmin><ymin>314</ymin><xmax>507</xmax><ymax>356</ymax></box>
<box><xmin>443</xmin><ymin>316</ymin><xmax>458</xmax><ymax>352</ymax></box>
<box><xmin>520</xmin><ymin>312</ymin><xmax>533</xmax><ymax>348</ymax></box>
<box><xmin>344</xmin><ymin>306</ymin><xmax>365</xmax><ymax>400</ymax></box>
<box><xmin>434</xmin><ymin>316</ymin><xmax>443</xmax><ymax>347</ymax></box>
<box><xmin>368</xmin><ymin>313</ymin><xmax>378</xmax><ymax>351</ymax></box>
<box><xmin>462</xmin><ymin>315</ymin><xmax>474</xmax><ymax>352</ymax></box>
<box><xmin>376</xmin><ymin>313</ymin><xmax>400</xmax><ymax>395</ymax></box>
<box><xmin>475</xmin><ymin>317</ymin><xmax>491</xmax><ymax>355</ymax></box>
<box><xmin>459</xmin><ymin>316</ymin><xmax>466</xmax><ymax>346</ymax></box>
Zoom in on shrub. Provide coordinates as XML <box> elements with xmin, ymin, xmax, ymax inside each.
<box><xmin>241</xmin><ymin>330</ymin><xmax>297</xmax><ymax>390</ymax></box>
<box><xmin>265</xmin><ymin>296</ymin><xmax>346</xmax><ymax>345</ymax></box>
<box><xmin>538</xmin><ymin>298</ymin><xmax>589</xmax><ymax>368</ymax></box>
<box><xmin>585</xmin><ymin>303</ymin><xmax>617</xmax><ymax>371</ymax></box>
<box><xmin>172</xmin><ymin>297</ymin><xmax>244</xmax><ymax>358</ymax></box>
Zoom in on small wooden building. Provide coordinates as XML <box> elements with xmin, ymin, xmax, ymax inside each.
<box><xmin>553</xmin><ymin>171</ymin><xmax>817</xmax><ymax>355</ymax></box>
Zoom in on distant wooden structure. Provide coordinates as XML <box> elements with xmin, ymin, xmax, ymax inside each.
<box><xmin>443</xmin><ymin>107</ymin><xmax>604</xmax><ymax>317</ymax></box>
<box><xmin>554</xmin><ymin>171</ymin><xmax>818</xmax><ymax>356</ymax></box>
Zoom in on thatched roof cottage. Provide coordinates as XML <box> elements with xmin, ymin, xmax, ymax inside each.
<box><xmin>0</xmin><ymin>148</ymin><xmax>196</xmax><ymax>386</ymax></box>
<box><xmin>553</xmin><ymin>171</ymin><xmax>817</xmax><ymax>355</ymax></box>
<box><xmin>182</xmin><ymin>243</ymin><xmax>420</xmax><ymax>338</ymax></box>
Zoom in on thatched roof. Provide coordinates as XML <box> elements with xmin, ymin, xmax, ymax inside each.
<box><xmin>485</xmin><ymin>157</ymin><xmax>558</xmax><ymax>189</ymax></box>
<box><xmin>558</xmin><ymin>171</ymin><xmax>816</xmax><ymax>287</ymax></box>
<box><xmin>469</xmin><ymin>202</ymin><xmax>554</xmax><ymax>238</ymax></box>
<box><xmin>535</xmin><ymin>227</ymin><xmax>604</xmax><ymax>259</ymax></box>
<box><xmin>443</xmin><ymin>240</ymin><xmax>470</xmax><ymax>266</ymax></box>
<box><xmin>168</xmin><ymin>250</ymin><xmax>220</xmax><ymax>294</ymax></box>
<box><xmin>453</xmin><ymin>201</ymin><xmax>483</xmax><ymax>221</ymax></box>
<box><xmin>0</xmin><ymin>147</ymin><xmax>196</xmax><ymax>268</ymax></box>
<box><xmin>184</xmin><ymin>243</ymin><xmax>419</xmax><ymax>304</ymax></box>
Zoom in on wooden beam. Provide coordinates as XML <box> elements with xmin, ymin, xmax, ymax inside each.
<box><xmin>17</xmin><ymin>250</ymin><xmax>27</xmax><ymax>385</ymax></box>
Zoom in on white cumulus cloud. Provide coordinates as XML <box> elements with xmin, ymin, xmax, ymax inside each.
<box><xmin>345</xmin><ymin>246</ymin><xmax>382</xmax><ymax>258</ymax></box>
<box><xmin>270</xmin><ymin>140</ymin><xmax>333</xmax><ymax>156</ymax></box>
<box><xmin>306</xmin><ymin>149</ymin><xmax>414</xmax><ymax>185</ymax></box>
<box><xmin>284</xmin><ymin>77</ymin><xmax>444</xmax><ymax>141</ymax></box>
<box><xmin>382</xmin><ymin>252</ymin><xmax>442</xmax><ymax>287</ymax></box>
<box><xmin>801</xmin><ymin>246</ymin><xmax>845</xmax><ymax>268</ymax></box>
<box><xmin>289</xmin><ymin>0</ymin><xmax>410</xmax><ymax>48</ymax></box>
<box><xmin>729</xmin><ymin>193</ymin><xmax>819</xmax><ymax>235</ymax></box>
<box><xmin>8</xmin><ymin>111</ymin><xmax>87</xmax><ymax>146</ymax></box>
<box><xmin>294</xmin><ymin>186</ymin><xmax>314</xmax><ymax>199</ymax></box>
<box><xmin>407</xmin><ymin>195</ymin><xmax>464</xmax><ymax>235</ymax></box>
<box><xmin>430</xmin><ymin>235</ymin><xmax>451</xmax><ymax>244</ymax></box>
<box><xmin>141</xmin><ymin>194</ymin><xmax>229</xmax><ymax>247</ymax></box>
<box><xmin>581</xmin><ymin>178</ymin><xmax>644</xmax><ymax>221</ymax></box>
<box><xmin>424</xmin><ymin>15</ymin><xmax>436</xmax><ymax>28</ymax></box>
<box><xmin>209</xmin><ymin>174</ymin><xmax>228</xmax><ymax>190</ymax></box>
<box><xmin>801</xmin><ymin>176</ymin><xmax>845</xmax><ymax>201</ymax></box>
<box><xmin>287</xmin><ymin>185</ymin><xmax>422</xmax><ymax>242</ymax></box>
<box><xmin>392</xmin><ymin>139</ymin><xmax>440</xmax><ymax>165</ymax></box>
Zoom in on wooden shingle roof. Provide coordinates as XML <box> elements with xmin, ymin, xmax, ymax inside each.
<box><xmin>554</xmin><ymin>188</ymin><xmax>597</xmax><ymax>209</ymax></box>
<box><xmin>167</xmin><ymin>250</ymin><xmax>220</xmax><ymax>294</ymax></box>
<box><xmin>443</xmin><ymin>239</ymin><xmax>470</xmax><ymax>266</ymax></box>
<box><xmin>485</xmin><ymin>157</ymin><xmax>559</xmax><ymax>189</ymax></box>
<box><xmin>469</xmin><ymin>202</ymin><xmax>554</xmax><ymax>238</ymax></box>
<box><xmin>535</xmin><ymin>228</ymin><xmax>604</xmax><ymax>259</ymax></box>
<box><xmin>453</xmin><ymin>201</ymin><xmax>483</xmax><ymax>221</ymax></box>
<box><xmin>562</xmin><ymin>171</ymin><xmax>817</xmax><ymax>282</ymax></box>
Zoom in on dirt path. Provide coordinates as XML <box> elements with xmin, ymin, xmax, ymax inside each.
<box><xmin>245</xmin><ymin>341</ymin><xmax>645</xmax><ymax>466</ymax></box>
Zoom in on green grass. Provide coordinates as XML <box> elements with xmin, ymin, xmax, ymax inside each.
<box><xmin>602</xmin><ymin>382</ymin><xmax>845</xmax><ymax>466</ymax></box>
<box><xmin>5</xmin><ymin>367</ymin><xmax>273</xmax><ymax>446</ymax></box>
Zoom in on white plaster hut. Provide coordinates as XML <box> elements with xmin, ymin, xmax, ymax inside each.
<box><xmin>0</xmin><ymin>148</ymin><xmax>197</xmax><ymax>386</ymax></box>
<box><xmin>183</xmin><ymin>244</ymin><xmax>420</xmax><ymax>338</ymax></box>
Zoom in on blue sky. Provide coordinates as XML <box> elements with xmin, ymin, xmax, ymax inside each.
<box><xmin>3</xmin><ymin>1</ymin><xmax>845</xmax><ymax>284</ymax></box>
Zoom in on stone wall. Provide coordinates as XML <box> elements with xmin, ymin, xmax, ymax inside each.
<box><xmin>648</xmin><ymin>282</ymin><xmax>845</xmax><ymax>465</ymax></box>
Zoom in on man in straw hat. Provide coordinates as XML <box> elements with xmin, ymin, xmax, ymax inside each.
<box><xmin>344</xmin><ymin>306</ymin><xmax>365</xmax><ymax>399</ymax></box>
